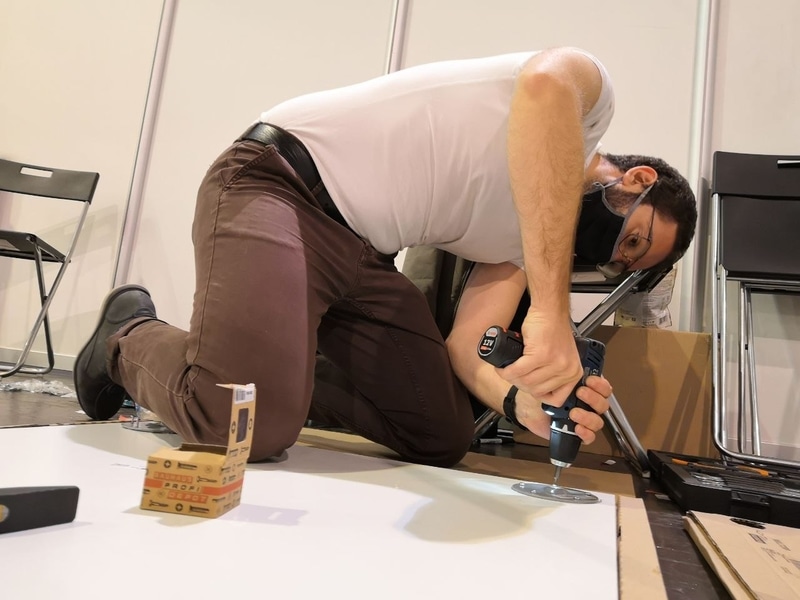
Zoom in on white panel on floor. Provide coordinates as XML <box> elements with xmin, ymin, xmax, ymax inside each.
<box><xmin>0</xmin><ymin>424</ymin><xmax>619</xmax><ymax>599</ymax></box>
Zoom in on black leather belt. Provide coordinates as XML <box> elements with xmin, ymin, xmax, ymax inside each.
<box><xmin>237</xmin><ymin>122</ymin><xmax>351</xmax><ymax>232</ymax></box>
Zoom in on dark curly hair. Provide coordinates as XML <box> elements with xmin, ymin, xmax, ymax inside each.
<box><xmin>603</xmin><ymin>153</ymin><xmax>698</xmax><ymax>269</ymax></box>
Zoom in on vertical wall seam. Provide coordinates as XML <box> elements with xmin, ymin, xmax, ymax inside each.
<box><xmin>680</xmin><ymin>0</ymin><xmax>720</xmax><ymax>332</ymax></box>
<box><xmin>112</xmin><ymin>0</ymin><xmax>178</xmax><ymax>286</ymax></box>
<box><xmin>385</xmin><ymin>0</ymin><xmax>410</xmax><ymax>271</ymax></box>
<box><xmin>385</xmin><ymin>0</ymin><xmax>410</xmax><ymax>74</ymax></box>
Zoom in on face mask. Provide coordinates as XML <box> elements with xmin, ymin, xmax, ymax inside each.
<box><xmin>573</xmin><ymin>178</ymin><xmax>626</xmax><ymax>265</ymax></box>
<box><xmin>574</xmin><ymin>178</ymin><xmax>651</xmax><ymax>267</ymax></box>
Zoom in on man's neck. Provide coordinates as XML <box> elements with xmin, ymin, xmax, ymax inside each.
<box><xmin>584</xmin><ymin>154</ymin><xmax>622</xmax><ymax>185</ymax></box>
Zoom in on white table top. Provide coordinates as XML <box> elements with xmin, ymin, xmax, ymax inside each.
<box><xmin>0</xmin><ymin>423</ymin><xmax>619</xmax><ymax>599</ymax></box>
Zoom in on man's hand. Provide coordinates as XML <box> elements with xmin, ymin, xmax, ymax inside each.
<box><xmin>496</xmin><ymin>310</ymin><xmax>583</xmax><ymax>409</ymax></box>
<box><xmin>513</xmin><ymin>374</ymin><xmax>611</xmax><ymax>445</ymax></box>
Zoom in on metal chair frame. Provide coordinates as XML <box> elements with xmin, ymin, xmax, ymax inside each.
<box><xmin>0</xmin><ymin>158</ymin><xmax>99</xmax><ymax>378</ymax></box>
<box><xmin>710</xmin><ymin>151</ymin><xmax>800</xmax><ymax>470</ymax></box>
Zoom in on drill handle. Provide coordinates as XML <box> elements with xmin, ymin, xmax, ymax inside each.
<box><xmin>541</xmin><ymin>382</ymin><xmax>592</xmax><ymax>423</ymax></box>
<box><xmin>541</xmin><ymin>337</ymin><xmax>606</xmax><ymax>426</ymax></box>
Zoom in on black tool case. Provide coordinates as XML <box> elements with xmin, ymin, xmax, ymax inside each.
<box><xmin>648</xmin><ymin>450</ymin><xmax>800</xmax><ymax>528</ymax></box>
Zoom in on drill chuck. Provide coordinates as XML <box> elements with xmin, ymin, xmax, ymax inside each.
<box><xmin>548</xmin><ymin>428</ymin><xmax>582</xmax><ymax>468</ymax></box>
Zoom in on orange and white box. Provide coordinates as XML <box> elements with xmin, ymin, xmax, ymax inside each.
<box><xmin>140</xmin><ymin>383</ymin><xmax>255</xmax><ymax>519</ymax></box>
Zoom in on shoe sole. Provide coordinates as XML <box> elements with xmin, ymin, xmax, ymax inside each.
<box><xmin>73</xmin><ymin>284</ymin><xmax>151</xmax><ymax>418</ymax></box>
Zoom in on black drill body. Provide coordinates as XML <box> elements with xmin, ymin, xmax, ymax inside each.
<box><xmin>477</xmin><ymin>326</ymin><xmax>605</xmax><ymax>470</ymax></box>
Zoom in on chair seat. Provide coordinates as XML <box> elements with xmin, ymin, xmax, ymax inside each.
<box><xmin>0</xmin><ymin>230</ymin><xmax>65</xmax><ymax>262</ymax></box>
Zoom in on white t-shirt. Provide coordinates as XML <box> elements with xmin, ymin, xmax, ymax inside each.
<box><xmin>261</xmin><ymin>50</ymin><xmax>614</xmax><ymax>268</ymax></box>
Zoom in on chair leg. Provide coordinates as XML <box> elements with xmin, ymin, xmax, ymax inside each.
<box><xmin>604</xmin><ymin>392</ymin><xmax>651</xmax><ymax>476</ymax></box>
<box><xmin>474</xmin><ymin>409</ymin><xmax>501</xmax><ymax>440</ymax></box>
<box><xmin>736</xmin><ymin>283</ymin><xmax>763</xmax><ymax>456</ymax></box>
<box><xmin>743</xmin><ymin>284</ymin><xmax>762</xmax><ymax>455</ymax></box>
<box><xmin>737</xmin><ymin>283</ymin><xmax>747</xmax><ymax>453</ymax></box>
<box><xmin>33</xmin><ymin>251</ymin><xmax>55</xmax><ymax>375</ymax></box>
<box><xmin>32</xmin><ymin>246</ymin><xmax>55</xmax><ymax>374</ymax></box>
<box><xmin>0</xmin><ymin>247</ymin><xmax>55</xmax><ymax>378</ymax></box>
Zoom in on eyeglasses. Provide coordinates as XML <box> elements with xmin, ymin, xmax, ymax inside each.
<box><xmin>597</xmin><ymin>201</ymin><xmax>656</xmax><ymax>279</ymax></box>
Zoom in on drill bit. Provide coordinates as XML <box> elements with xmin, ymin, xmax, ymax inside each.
<box><xmin>552</xmin><ymin>465</ymin><xmax>563</xmax><ymax>487</ymax></box>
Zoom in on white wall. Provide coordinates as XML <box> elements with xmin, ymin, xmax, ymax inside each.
<box><xmin>0</xmin><ymin>0</ymin><xmax>164</xmax><ymax>369</ymax></box>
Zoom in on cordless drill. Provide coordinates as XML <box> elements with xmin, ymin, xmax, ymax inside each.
<box><xmin>477</xmin><ymin>326</ymin><xmax>606</xmax><ymax>486</ymax></box>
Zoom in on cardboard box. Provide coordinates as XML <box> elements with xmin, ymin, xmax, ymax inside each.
<box><xmin>684</xmin><ymin>510</ymin><xmax>800</xmax><ymax>599</ymax></box>
<box><xmin>516</xmin><ymin>325</ymin><xmax>716</xmax><ymax>458</ymax></box>
<box><xmin>140</xmin><ymin>383</ymin><xmax>256</xmax><ymax>518</ymax></box>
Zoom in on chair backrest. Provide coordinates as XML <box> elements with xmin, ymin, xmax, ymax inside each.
<box><xmin>712</xmin><ymin>151</ymin><xmax>800</xmax><ymax>280</ymax></box>
<box><xmin>0</xmin><ymin>158</ymin><xmax>99</xmax><ymax>203</ymax></box>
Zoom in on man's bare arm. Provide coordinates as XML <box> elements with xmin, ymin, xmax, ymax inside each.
<box><xmin>502</xmin><ymin>47</ymin><xmax>604</xmax><ymax>407</ymax></box>
<box><xmin>446</xmin><ymin>262</ymin><xmax>528</xmax><ymax>411</ymax></box>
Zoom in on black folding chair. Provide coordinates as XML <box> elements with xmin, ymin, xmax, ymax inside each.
<box><xmin>710</xmin><ymin>151</ymin><xmax>800</xmax><ymax>469</ymax></box>
<box><xmin>0</xmin><ymin>158</ymin><xmax>99</xmax><ymax>377</ymax></box>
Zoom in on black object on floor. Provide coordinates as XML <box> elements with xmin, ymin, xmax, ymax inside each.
<box><xmin>0</xmin><ymin>486</ymin><xmax>80</xmax><ymax>534</ymax></box>
<box><xmin>648</xmin><ymin>449</ymin><xmax>800</xmax><ymax>527</ymax></box>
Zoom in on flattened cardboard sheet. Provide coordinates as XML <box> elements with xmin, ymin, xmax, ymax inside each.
<box><xmin>618</xmin><ymin>496</ymin><xmax>668</xmax><ymax>600</ymax></box>
<box><xmin>684</xmin><ymin>510</ymin><xmax>800</xmax><ymax>599</ymax></box>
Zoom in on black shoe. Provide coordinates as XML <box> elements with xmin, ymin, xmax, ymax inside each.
<box><xmin>74</xmin><ymin>285</ymin><xmax>157</xmax><ymax>420</ymax></box>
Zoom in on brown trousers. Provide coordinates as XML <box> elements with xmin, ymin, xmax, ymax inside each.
<box><xmin>110</xmin><ymin>140</ymin><xmax>474</xmax><ymax>465</ymax></box>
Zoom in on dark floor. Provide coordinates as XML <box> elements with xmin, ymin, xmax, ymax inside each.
<box><xmin>0</xmin><ymin>368</ymin><xmax>145</xmax><ymax>434</ymax></box>
<box><xmin>0</xmin><ymin>369</ymin><xmax>94</xmax><ymax>427</ymax></box>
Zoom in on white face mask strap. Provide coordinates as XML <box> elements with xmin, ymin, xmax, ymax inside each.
<box><xmin>597</xmin><ymin>177</ymin><xmax>625</xmax><ymax>216</ymax></box>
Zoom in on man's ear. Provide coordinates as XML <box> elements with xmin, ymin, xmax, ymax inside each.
<box><xmin>623</xmin><ymin>166</ymin><xmax>658</xmax><ymax>187</ymax></box>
